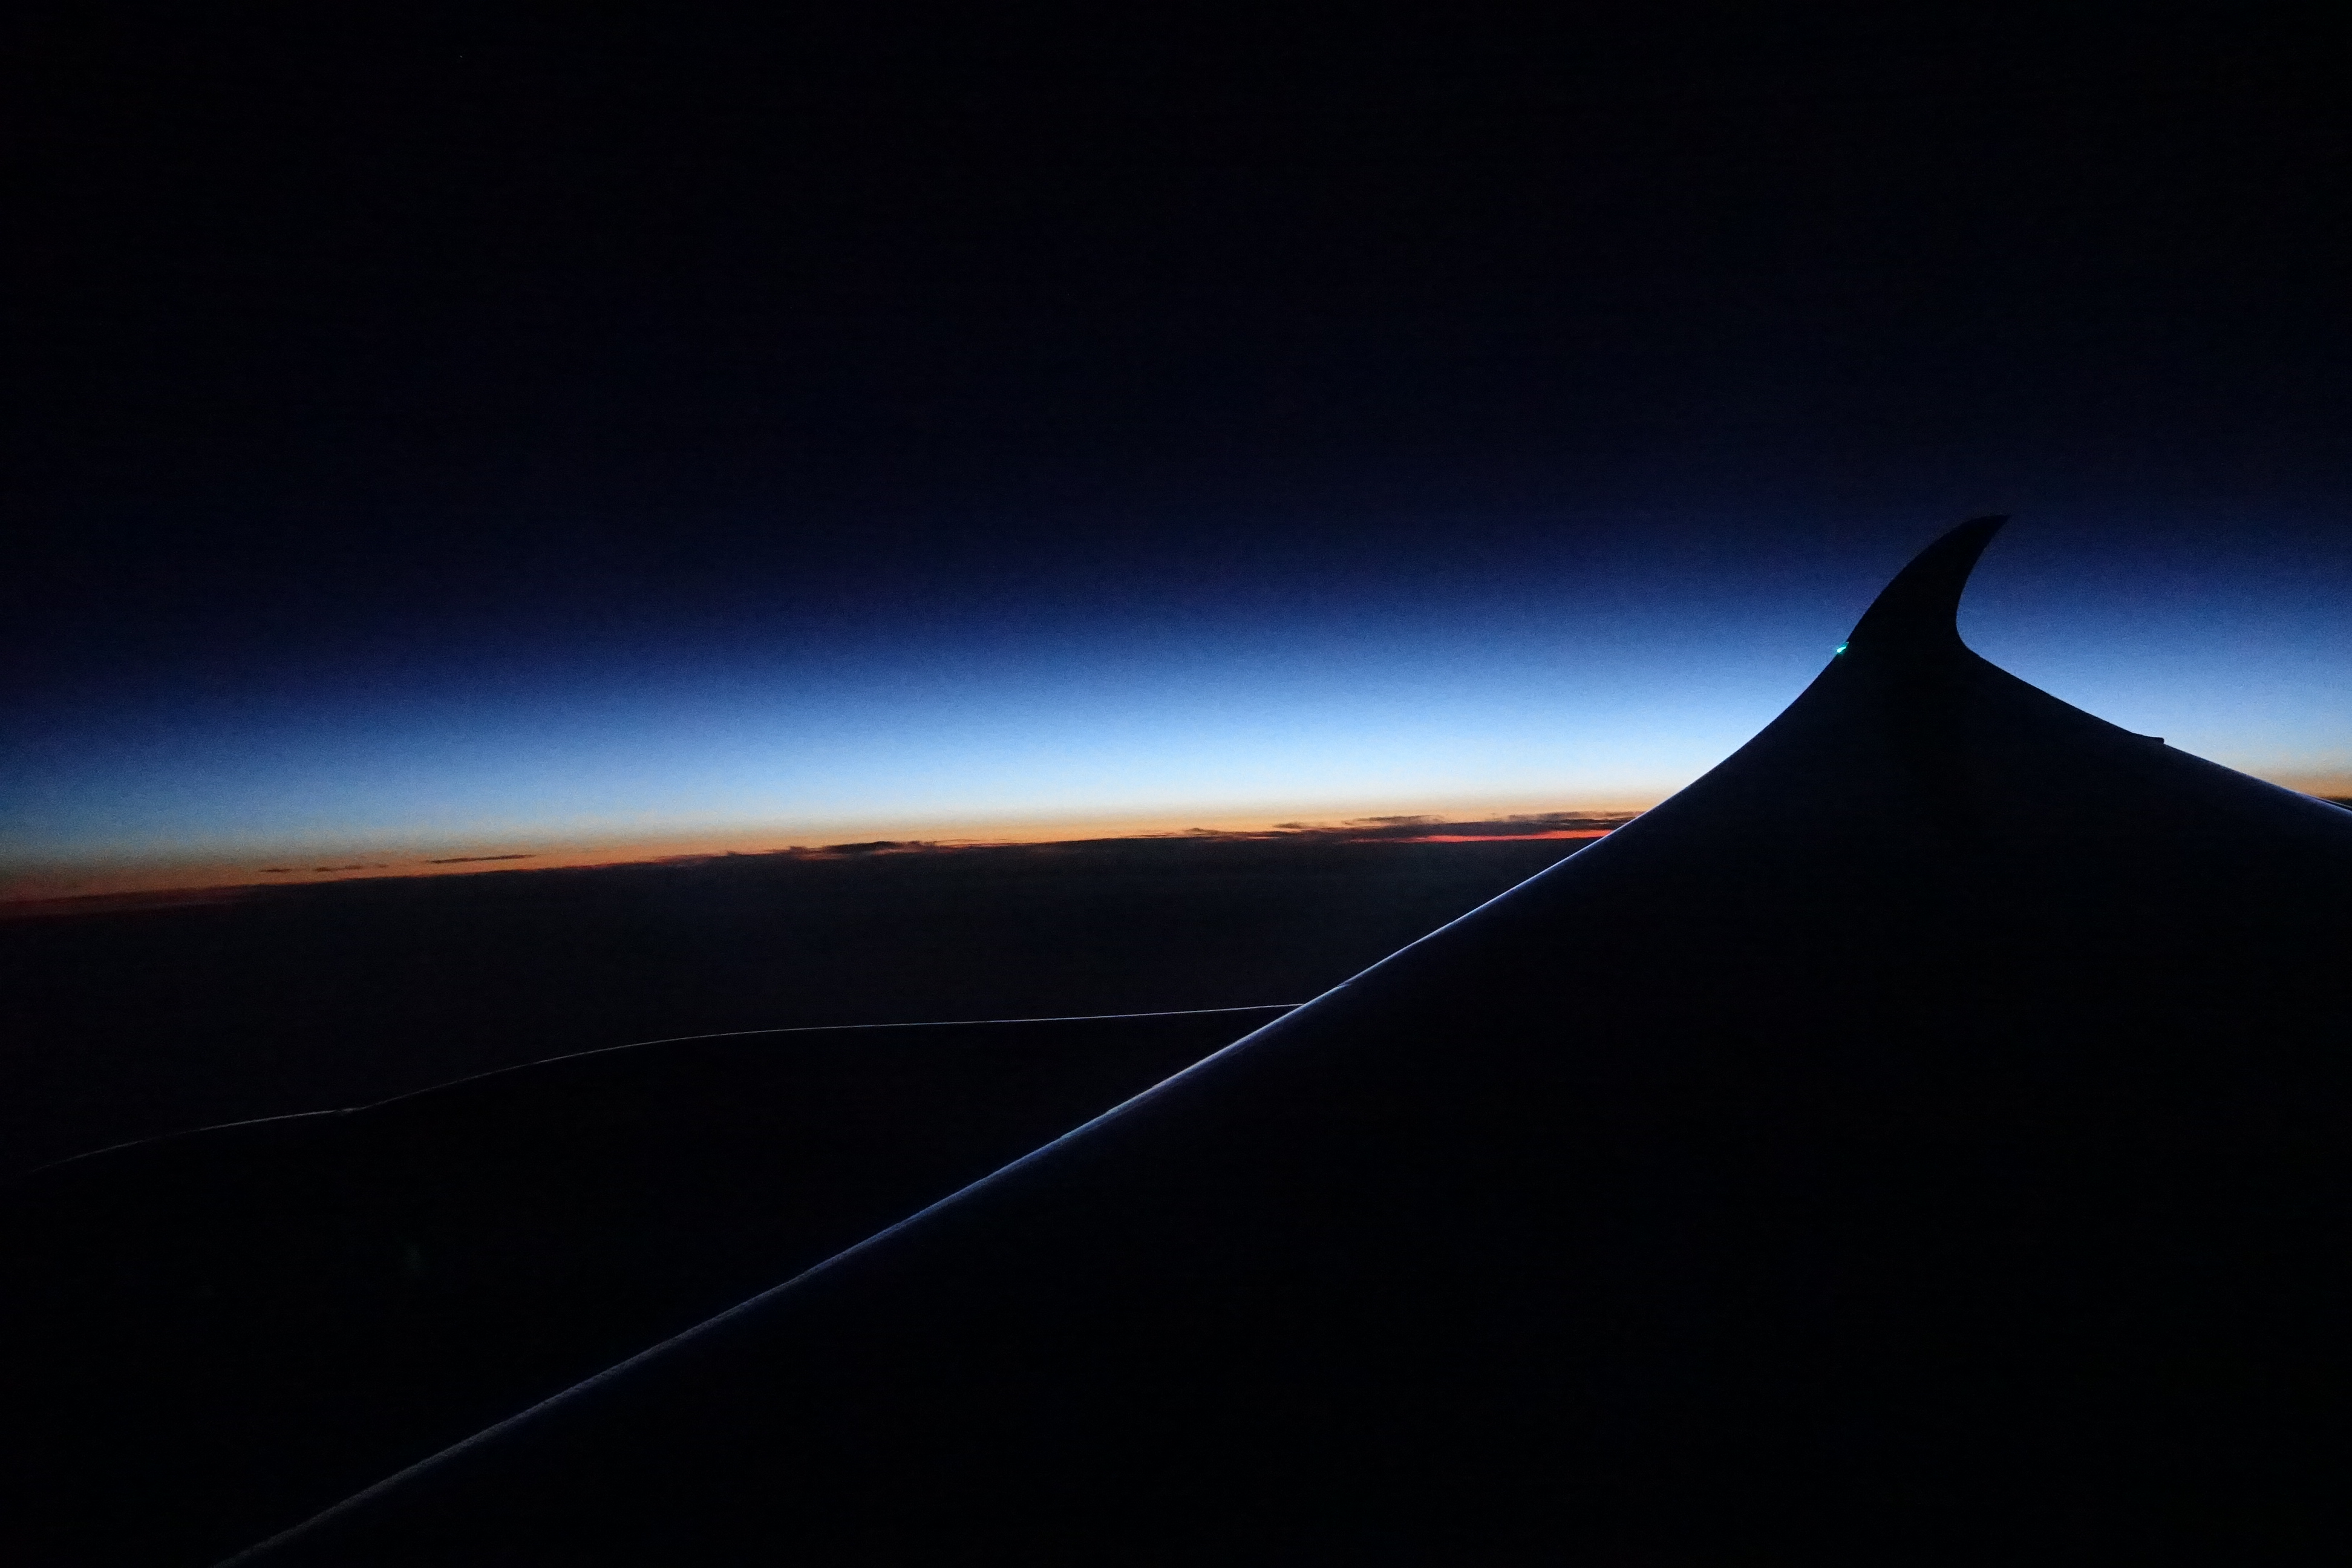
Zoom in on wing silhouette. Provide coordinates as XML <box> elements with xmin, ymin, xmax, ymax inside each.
<box><xmin>168</xmin><ymin>523</ymin><xmax>2352</xmax><ymax>1556</ymax></box>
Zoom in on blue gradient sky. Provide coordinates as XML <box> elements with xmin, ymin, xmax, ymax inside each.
<box><xmin>7</xmin><ymin>13</ymin><xmax>2348</xmax><ymax>897</ymax></box>
<box><xmin>10</xmin><ymin>511</ymin><xmax>2345</xmax><ymax>897</ymax></box>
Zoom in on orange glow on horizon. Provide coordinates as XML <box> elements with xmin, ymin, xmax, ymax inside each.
<box><xmin>1393</xmin><ymin>829</ymin><xmax>1615</xmax><ymax>843</ymax></box>
<box><xmin>0</xmin><ymin>807</ymin><xmax>1642</xmax><ymax>912</ymax></box>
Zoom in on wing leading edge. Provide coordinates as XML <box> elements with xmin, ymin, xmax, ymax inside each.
<box><xmin>229</xmin><ymin>520</ymin><xmax>2352</xmax><ymax>1561</ymax></box>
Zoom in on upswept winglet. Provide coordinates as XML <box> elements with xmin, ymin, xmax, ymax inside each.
<box><xmin>1840</xmin><ymin>513</ymin><xmax>2007</xmax><ymax>665</ymax></box>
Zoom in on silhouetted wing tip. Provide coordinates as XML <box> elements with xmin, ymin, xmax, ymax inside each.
<box><xmin>1843</xmin><ymin>514</ymin><xmax>2008</xmax><ymax>661</ymax></box>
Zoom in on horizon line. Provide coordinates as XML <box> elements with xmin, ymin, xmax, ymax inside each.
<box><xmin>0</xmin><ymin>809</ymin><xmax>1644</xmax><ymax>917</ymax></box>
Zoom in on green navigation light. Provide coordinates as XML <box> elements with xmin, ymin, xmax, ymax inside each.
<box><xmin>1834</xmin><ymin>642</ymin><xmax>1848</xmax><ymax>655</ymax></box>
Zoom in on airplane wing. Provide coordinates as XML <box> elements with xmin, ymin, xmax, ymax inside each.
<box><xmin>220</xmin><ymin>519</ymin><xmax>2352</xmax><ymax>1558</ymax></box>
<box><xmin>42</xmin><ymin>517</ymin><xmax>2352</xmax><ymax>1560</ymax></box>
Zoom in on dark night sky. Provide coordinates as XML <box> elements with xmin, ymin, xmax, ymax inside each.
<box><xmin>7</xmin><ymin>5</ymin><xmax>2348</xmax><ymax>895</ymax></box>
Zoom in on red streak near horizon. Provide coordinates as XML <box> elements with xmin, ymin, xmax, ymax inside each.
<box><xmin>1394</xmin><ymin>829</ymin><xmax>1616</xmax><ymax>843</ymax></box>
